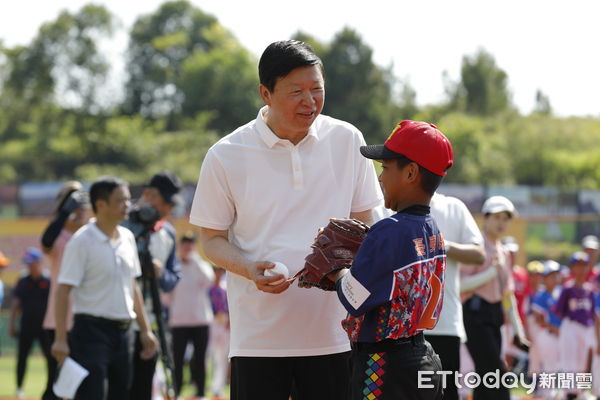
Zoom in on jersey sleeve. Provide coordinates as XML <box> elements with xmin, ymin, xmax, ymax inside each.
<box><xmin>531</xmin><ymin>292</ymin><xmax>548</xmax><ymax>316</ymax></box>
<box><xmin>189</xmin><ymin>148</ymin><xmax>236</xmax><ymax>230</ymax></box>
<box><xmin>337</xmin><ymin>222</ymin><xmax>397</xmax><ymax>317</ymax></box>
<box><xmin>350</xmin><ymin>131</ymin><xmax>383</xmax><ymax>213</ymax></box>
<box><xmin>58</xmin><ymin>235</ymin><xmax>87</xmax><ymax>287</ymax></box>
<box><xmin>553</xmin><ymin>287</ymin><xmax>569</xmax><ymax>318</ymax></box>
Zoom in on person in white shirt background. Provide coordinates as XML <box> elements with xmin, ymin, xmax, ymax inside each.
<box><xmin>424</xmin><ymin>192</ymin><xmax>485</xmax><ymax>400</ymax></box>
<box><xmin>167</xmin><ymin>231</ymin><xmax>214</xmax><ymax>399</ymax></box>
<box><xmin>51</xmin><ymin>176</ymin><xmax>157</xmax><ymax>400</ymax></box>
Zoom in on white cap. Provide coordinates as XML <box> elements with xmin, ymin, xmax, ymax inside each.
<box><xmin>481</xmin><ymin>195</ymin><xmax>518</xmax><ymax>217</ymax></box>
<box><xmin>582</xmin><ymin>235</ymin><xmax>599</xmax><ymax>250</ymax></box>
<box><xmin>542</xmin><ymin>260</ymin><xmax>561</xmax><ymax>276</ymax></box>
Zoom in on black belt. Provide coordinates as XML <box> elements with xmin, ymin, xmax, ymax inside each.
<box><xmin>75</xmin><ymin>314</ymin><xmax>132</xmax><ymax>330</ymax></box>
<box><xmin>351</xmin><ymin>331</ymin><xmax>425</xmax><ymax>351</ymax></box>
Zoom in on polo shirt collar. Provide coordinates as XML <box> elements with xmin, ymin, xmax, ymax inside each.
<box><xmin>88</xmin><ymin>219</ymin><xmax>121</xmax><ymax>244</ymax></box>
<box><xmin>255</xmin><ymin>106</ymin><xmax>319</xmax><ymax>148</ymax></box>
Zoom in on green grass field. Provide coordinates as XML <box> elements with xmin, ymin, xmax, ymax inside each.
<box><xmin>0</xmin><ymin>352</ymin><xmax>228</xmax><ymax>399</ymax></box>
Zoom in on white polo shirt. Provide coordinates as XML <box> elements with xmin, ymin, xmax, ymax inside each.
<box><xmin>168</xmin><ymin>253</ymin><xmax>215</xmax><ymax>327</ymax></box>
<box><xmin>427</xmin><ymin>193</ymin><xmax>483</xmax><ymax>341</ymax></box>
<box><xmin>190</xmin><ymin>107</ymin><xmax>382</xmax><ymax>357</ymax></box>
<box><xmin>58</xmin><ymin>220</ymin><xmax>142</xmax><ymax>320</ymax></box>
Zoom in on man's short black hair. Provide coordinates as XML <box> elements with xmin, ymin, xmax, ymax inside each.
<box><xmin>258</xmin><ymin>40</ymin><xmax>324</xmax><ymax>92</ymax></box>
<box><xmin>395</xmin><ymin>156</ymin><xmax>443</xmax><ymax>196</ymax></box>
<box><xmin>89</xmin><ymin>176</ymin><xmax>127</xmax><ymax>213</ymax></box>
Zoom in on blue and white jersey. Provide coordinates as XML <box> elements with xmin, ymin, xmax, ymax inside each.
<box><xmin>532</xmin><ymin>287</ymin><xmax>562</xmax><ymax>328</ymax></box>
<box><xmin>337</xmin><ymin>209</ymin><xmax>446</xmax><ymax>343</ymax></box>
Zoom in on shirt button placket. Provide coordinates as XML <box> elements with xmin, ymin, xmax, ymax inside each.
<box><xmin>291</xmin><ymin>146</ymin><xmax>303</xmax><ymax>190</ymax></box>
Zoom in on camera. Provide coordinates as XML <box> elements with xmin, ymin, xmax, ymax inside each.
<box><xmin>124</xmin><ymin>203</ymin><xmax>160</xmax><ymax>240</ymax></box>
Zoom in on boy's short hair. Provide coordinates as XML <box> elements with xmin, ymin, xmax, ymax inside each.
<box><xmin>258</xmin><ymin>40</ymin><xmax>324</xmax><ymax>92</ymax></box>
<box><xmin>395</xmin><ymin>155</ymin><xmax>443</xmax><ymax>195</ymax></box>
<box><xmin>89</xmin><ymin>176</ymin><xmax>127</xmax><ymax>213</ymax></box>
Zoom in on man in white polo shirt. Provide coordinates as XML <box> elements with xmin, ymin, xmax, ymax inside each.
<box><xmin>51</xmin><ymin>176</ymin><xmax>158</xmax><ymax>400</ymax></box>
<box><xmin>190</xmin><ymin>40</ymin><xmax>382</xmax><ymax>400</ymax></box>
<box><xmin>424</xmin><ymin>192</ymin><xmax>485</xmax><ymax>400</ymax></box>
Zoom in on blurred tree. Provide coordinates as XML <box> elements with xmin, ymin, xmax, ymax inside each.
<box><xmin>319</xmin><ymin>27</ymin><xmax>400</xmax><ymax>143</ymax></box>
<box><xmin>2</xmin><ymin>4</ymin><xmax>115</xmax><ymax>112</ymax></box>
<box><xmin>179</xmin><ymin>27</ymin><xmax>260</xmax><ymax>133</ymax></box>
<box><xmin>534</xmin><ymin>89</ymin><xmax>552</xmax><ymax>115</ymax></box>
<box><xmin>123</xmin><ymin>0</ymin><xmax>225</xmax><ymax>120</ymax></box>
<box><xmin>447</xmin><ymin>48</ymin><xmax>511</xmax><ymax>116</ymax></box>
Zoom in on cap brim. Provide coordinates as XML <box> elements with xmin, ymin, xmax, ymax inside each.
<box><xmin>360</xmin><ymin>145</ymin><xmax>402</xmax><ymax>160</ymax></box>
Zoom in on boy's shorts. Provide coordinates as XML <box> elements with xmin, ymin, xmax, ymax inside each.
<box><xmin>350</xmin><ymin>332</ymin><xmax>443</xmax><ymax>400</ymax></box>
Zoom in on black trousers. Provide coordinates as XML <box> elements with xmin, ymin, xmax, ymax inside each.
<box><xmin>16</xmin><ymin>326</ymin><xmax>53</xmax><ymax>396</ymax></box>
<box><xmin>171</xmin><ymin>325</ymin><xmax>209</xmax><ymax>397</ymax></box>
<box><xmin>70</xmin><ymin>315</ymin><xmax>134</xmax><ymax>400</ymax></box>
<box><xmin>231</xmin><ymin>351</ymin><xmax>351</xmax><ymax>400</ymax></box>
<box><xmin>425</xmin><ymin>335</ymin><xmax>460</xmax><ymax>400</ymax></box>
<box><xmin>129</xmin><ymin>330</ymin><xmax>158</xmax><ymax>400</ymax></box>
<box><xmin>463</xmin><ymin>296</ymin><xmax>510</xmax><ymax>400</ymax></box>
<box><xmin>43</xmin><ymin>330</ymin><xmax>59</xmax><ymax>400</ymax></box>
<box><xmin>351</xmin><ymin>332</ymin><xmax>443</xmax><ymax>400</ymax></box>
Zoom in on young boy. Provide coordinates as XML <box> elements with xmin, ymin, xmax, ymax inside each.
<box><xmin>555</xmin><ymin>251</ymin><xmax>599</xmax><ymax>400</ymax></box>
<box><xmin>531</xmin><ymin>260</ymin><xmax>562</xmax><ymax>372</ymax></box>
<box><xmin>328</xmin><ymin>120</ymin><xmax>453</xmax><ymax>400</ymax></box>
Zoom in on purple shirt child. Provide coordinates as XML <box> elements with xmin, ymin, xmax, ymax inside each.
<box><xmin>554</xmin><ymin>282</ymin><xmax>596</xmax><ymax>327</ymax></box>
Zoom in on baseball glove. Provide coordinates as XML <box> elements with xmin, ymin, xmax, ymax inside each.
<box><xmin>297</xmin><ymin>218</ymin><xmax>370</xmax><ymax>291</ymax></box>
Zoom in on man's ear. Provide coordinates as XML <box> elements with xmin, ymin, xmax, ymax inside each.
<box><xmin>259</xmin><ymin>84</ymin><xmax>271</xmax><ymax>105</ymax></box>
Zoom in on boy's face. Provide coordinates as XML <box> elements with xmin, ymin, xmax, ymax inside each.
<box><xmin>571</xmin><ymin>262</ymin><xmax>589</xmax><ymax>281</ymax></box>
<box><xmin>379</xmin><ymin>159</ymin><xmax>409</xmax><ymax>211</ymax></box>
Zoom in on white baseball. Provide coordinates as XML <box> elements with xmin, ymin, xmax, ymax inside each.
<box><xmin>264</xmin><ymin>262</ymin><xmax>289</xmax><ymax>285</ymax></box>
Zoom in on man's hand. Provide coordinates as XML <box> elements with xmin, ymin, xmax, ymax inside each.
<box><xmin>153</xmin><ymin>258</ymin><xmax>163</xmax><ymax>278</ymax></box>
<box><xmin>139</xmin><ymin>330</ymin><xmax>158</xmax><ymax>360</ymax></box>
<box><xmin>51</xmin><ymin>339</ymin><xmax>70</xmax><ymax>365</ymax></box>
<box><xmin>247</xmin><ymin>261</ymin><xmax>291</xmax><ymax>294</ymax></box>
<box><xmin>8</xmin><ymin>324</ymin><xmax>17</xmax><ymax>338</ymax></box>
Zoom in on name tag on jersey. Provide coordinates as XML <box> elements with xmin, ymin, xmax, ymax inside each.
<box><xmin>341</xmin><ymin>272</ymin><xmax>370</xmax><ymax>310</ymax></box>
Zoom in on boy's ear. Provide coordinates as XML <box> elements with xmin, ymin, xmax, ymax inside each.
<box><xmin>406</xmin><ymin>162</ymin><xmax>419</xmax><ymax>181</ymax></box>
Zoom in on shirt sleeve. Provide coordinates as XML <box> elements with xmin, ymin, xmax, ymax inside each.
<box><xmin>58</xmin><ymin>235</ymin><xmax>87</xmax><ymax>287</ymax></box>
<box><xmin>456</xmin><ymin>200</ymin><xmax>484</xmax><ymax>245</ymax></box>
<box><xmin>337</xmin><ymin>222</ymin><xmax>397</xmax><ymax>316</ymax></box>
<box><xmin>350</xmin><ymin>131</ymin><xmax>383</xmax><ymax>213</ymax></box>
<box><xmin>13</xmin><ymin>279</ymin><xmax>25</xmax><ymax>300</ymax></box>
<box><xmin>159</xmin><ymin>226</ymin><xmax>181</xmax><ymax>292</ymax></box>
<box><xmin>189</xmin><ymin>148</ymin><xmax>236</xmax><ymax>230</ymax></box>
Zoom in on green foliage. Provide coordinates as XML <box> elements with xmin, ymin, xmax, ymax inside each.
<box><xmin>0</xmin><ymin>2</ymin><xmax>598</xmax><ymax>191</ymax></box>
<box><xmin>446</xmin><ymin>48</ymin><xmax>512</xmax><ymax>116</ymax></box>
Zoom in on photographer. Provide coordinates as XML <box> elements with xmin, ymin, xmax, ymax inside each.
<box><xmin>123</xmin><ymin>171</ymin><xmax>182</xmax><ymax>400</ymax></box>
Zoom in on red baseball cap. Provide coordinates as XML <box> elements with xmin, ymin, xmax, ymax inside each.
<box><xmin>360</xmin><ymin>120</ymin><xmax>454</xmax><ymax>176</ymax></box>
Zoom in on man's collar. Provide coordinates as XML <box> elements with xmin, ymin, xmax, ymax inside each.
<box><xmin>89</xmin><ymin>218</ymin><xmax>120</xmax><ymax>243</ymax></box>
<box><xmin>256</xmin><ymin>106</ymin><xmax>319</xmax><ymax>148</ymax></box>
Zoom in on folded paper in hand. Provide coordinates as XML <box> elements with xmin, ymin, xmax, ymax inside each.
<box><xmin>53</xmin><ymin>357</ymin><xmax>89</xmax><ymax>399</ymax></box>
